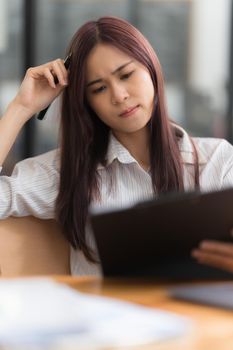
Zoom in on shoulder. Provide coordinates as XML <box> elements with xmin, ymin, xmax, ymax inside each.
<box><xmin>174</xmin><ymin>124</ymin><xmax>233</xmax><ymax>165</ymax></box>
<box><xmin>193</xmin><ymin>136</ymin><xmax>231</xmax><ymax>149</ymax></box>
<box><xmin>11</xmin><ymin>149</ymin><xmax>60</xmax><ymax>178</ymax></box>
<box><xmin>193</xmin><ymin>137</ymin><xmax>233</xmax><ymax>162</ymax></box>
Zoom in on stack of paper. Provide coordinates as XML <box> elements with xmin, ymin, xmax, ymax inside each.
<box><xmin>0</xmin><ymin>278</ymin><xmax>191</xmax><ymax>348</ymax></box>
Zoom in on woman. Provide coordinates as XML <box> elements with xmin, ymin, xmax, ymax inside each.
<box><xmin>0</xmin><ymin>16</ymin><xmax>233</xmax><ymax>275</ymax></box>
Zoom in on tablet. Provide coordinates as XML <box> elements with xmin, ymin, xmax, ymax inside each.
<box><xmin>90</xmin><ymin>187</ymin><xmax>233</xmax><ymax>280</ymax></box>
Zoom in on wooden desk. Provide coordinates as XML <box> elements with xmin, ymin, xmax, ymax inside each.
<box><xmin>56</xmin><ymin>276</ymin><xmax>233</xmax><ymax>350</ymax></box>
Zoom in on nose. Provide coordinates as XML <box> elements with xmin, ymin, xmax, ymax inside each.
<box><xmin>111</xmin><ymin>84</ymin><xmax>129</xmax><ymax>105</ymax></box>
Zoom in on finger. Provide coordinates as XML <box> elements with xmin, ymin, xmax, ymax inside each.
<box><xmin>57</xmin><ymin>58</ymin><xmax>69</xmax><ymax>77</ymax></box>
<box><xmin>198</xmin><ymin>240</ymin><xmax>233</xmax><ymax>256</ymax></box>
<box><xmin>50</xmin><ymin>60</ymin><xmax>68</xmax><ymax>86</ymax></box>
<box><xmin>192</xmin><ymin>249</ymin><xmax>233</xmax><ymax>273</ymax></box>
<box><xmin>26</xmin><ymin>65</ymin><xmax>58</xmax><ymax>88</ymax></box>
<box><xmin>56</xmin><ymin>60</ymin><xmax>69</xmax><ymax>86</ymax></box>
<box><xmin>43</xmin><ymin>67</ymin><xmax>58</xmax><ymax>88</ymax></box>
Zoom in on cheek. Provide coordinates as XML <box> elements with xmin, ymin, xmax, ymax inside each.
<box><xmin>87</xmin><ymin>96</ymin><xmax>108</xmax><ymax>120</ymax></box>
<box><xmin>143</xmin><ymin>74</ymin><xmax>154</xmax><ymax>92</ymax></box>
<box><xmin>135</xmin><ymin>71</ymin><xmax>155</xmax><ymax>99</ymax></box>
<box><xmin>148</xmin><ymin>80</ymin><xmax>155</xmax><ymax>102</ymax></box>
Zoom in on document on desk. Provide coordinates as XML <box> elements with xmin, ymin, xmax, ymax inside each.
<box><xmin>0</xmin><ymin>278</ymin><xmax>191</xmax><ymax>348</ymax></box>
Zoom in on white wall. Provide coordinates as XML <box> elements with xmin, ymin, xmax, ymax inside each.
<box><xmin>190</xmin><ymin>0</ymin><xmax>231</xmax><ymax>108</ymax></box>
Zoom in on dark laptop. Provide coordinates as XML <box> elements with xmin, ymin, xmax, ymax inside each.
<box><xmin>90</xmin><ymin>188</ymin><xmax>233</xmax><ymax>280</ymax></box>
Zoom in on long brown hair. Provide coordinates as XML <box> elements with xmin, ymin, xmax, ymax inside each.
<box><xmin>56</xmin><ymin>16</ymin><xmax>199</xmax><ymax>262</ymax></box>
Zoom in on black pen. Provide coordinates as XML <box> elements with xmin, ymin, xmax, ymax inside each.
<box><xmin>37</xmin><ymin>53</ymin><xmax>72</xmax><ymax>120</ymax></box>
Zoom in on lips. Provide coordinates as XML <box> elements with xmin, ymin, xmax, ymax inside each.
<box><xmin>119</xmin><ymin>105</ymin><xmax>140</xmax><ymax>117</ymax></box>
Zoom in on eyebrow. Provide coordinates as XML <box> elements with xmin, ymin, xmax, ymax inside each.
<box><xmin>86</xmin><ymin>60</ymin><xmax>134</xmax><ymax>87</ymax></box>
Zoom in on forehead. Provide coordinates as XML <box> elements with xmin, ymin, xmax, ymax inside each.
<box><xmin>85</xmin><ymin>43</ymin><xmax>133</xmax><ymax>79</ymax></box>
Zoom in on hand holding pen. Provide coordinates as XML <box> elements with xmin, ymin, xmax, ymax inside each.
<box><xmin>37</xmin><ymin>54</ymin><xmax>71</xmax><ymax>120</ymax></box>
<box><xmin>0</xmin><ymin>56</ymin><xmax>71</xmax><ymax>166</ymax></box>
<box><xmin>11</xmin><ymin>55</ymin><xmax>71</xmax><ymax>124</ymax></box>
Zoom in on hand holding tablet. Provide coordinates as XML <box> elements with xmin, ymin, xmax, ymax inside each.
<box><xmin>192</xmin><ymin>238</ymin><xmax>233</xmax><ymax>274</ymax></box>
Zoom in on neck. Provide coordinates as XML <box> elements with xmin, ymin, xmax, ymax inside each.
<box><xmin>113</xmin><ymin>127</ymin><xmax>150</xmax><ymax>171</ymax></box>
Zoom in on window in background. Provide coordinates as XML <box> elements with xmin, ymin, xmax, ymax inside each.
<box><xmin>137</xmin><ymin>0</ymin><xmax>231</xmax><ymax>138</ymax></box>
<box><xmin>137</xmin><ymin>0</ymin><xmax>191</xmax><ymax>126</ymax></box>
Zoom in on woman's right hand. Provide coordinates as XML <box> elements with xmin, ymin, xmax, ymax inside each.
<box><xmin>0</xmin><ymin>58</ymin><xmax>69</xmax><ymax>166</ymax></box>
<box><xmin>12</xmin><ymin>58</ymin><xmax>69</xmax><ymax>121</ymax></box>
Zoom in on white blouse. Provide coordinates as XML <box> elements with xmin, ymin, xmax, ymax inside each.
<box><xmin>1</xmin><ymin>125</ymin><xmax>233</xmax><ymax>275</ymax></box>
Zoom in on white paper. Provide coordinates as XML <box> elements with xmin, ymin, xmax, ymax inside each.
<box><xmin>0</xmin><ymin>278</ymin><xmax>192</xmax><ymax>348</ymax></box>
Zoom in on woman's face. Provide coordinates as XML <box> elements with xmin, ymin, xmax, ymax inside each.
<box><xmin>85</xmin><ymin>43</ymin><xmax>155</xmax><ymax>137</ymax></box>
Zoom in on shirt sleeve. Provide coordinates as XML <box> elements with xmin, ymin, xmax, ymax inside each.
<box><xmin>0</xmin><ymin>149</ymin><xmax>60</xmax><ymax>219</ymax></box>
<box><xmin>221</xmin><ymin>140</ymin><xmax>233</xmax><ymax>188</ymax></box>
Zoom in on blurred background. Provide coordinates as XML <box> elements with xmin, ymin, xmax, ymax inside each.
<box><xmin>0</xmin><ymin>0</ymin><xmax>232</xmax><ymax>174</ymax></box>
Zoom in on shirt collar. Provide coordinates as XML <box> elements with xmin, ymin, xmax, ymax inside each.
<box><xmin>97</xmin><ymin>125</ymin><xmax>208</xmax><ymax>170</ymax></box>
<box><xmin>97</xmin><ymin>133</ymin><xmax>137</xmax><ymax>170</ymax></box>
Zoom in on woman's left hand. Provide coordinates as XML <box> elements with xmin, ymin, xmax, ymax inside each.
<box><xmin>192</xmin><ymin>240</ymin><xmax>233</xmax><ymax>273</ymax></box>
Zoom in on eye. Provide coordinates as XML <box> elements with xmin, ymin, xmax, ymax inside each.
<box><xmin>120</xmin><ymin>70</ymin><xmax>134</xmax><ymax>80</ymax></box>
<box><xmin>92</xmin><ymin>85</ymin><xmax>106</xmax><ymax>94</ymax></box>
